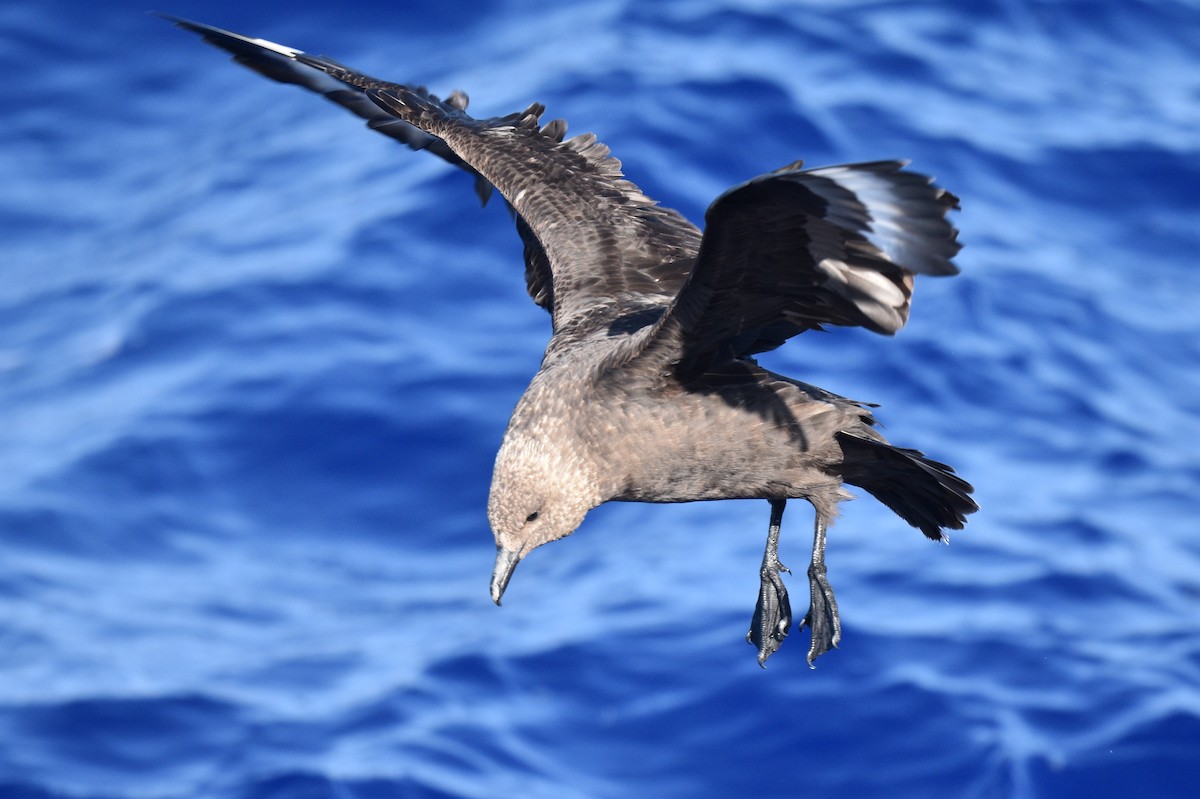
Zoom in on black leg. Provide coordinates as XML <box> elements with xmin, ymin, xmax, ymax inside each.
<box><xmin>747</xmin><ymin>498</ymin><xmax>792</xmax><ymax>667</ymax></box>
<box><xmin>801</xmin><ymin>512</ymin><xmax>841</xmax><ymax>666</ymax></box>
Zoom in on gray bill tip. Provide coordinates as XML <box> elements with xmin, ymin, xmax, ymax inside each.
<box><xmin>490</xmin><ymin>546</ymin><xmax>521</xmax><ymax>605</ymax></box>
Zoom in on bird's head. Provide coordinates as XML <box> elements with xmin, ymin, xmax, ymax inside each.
<box><xmin>487</xmin><ymin>425</ymin><xmax>598</xmax><ymax>604</ymax></box>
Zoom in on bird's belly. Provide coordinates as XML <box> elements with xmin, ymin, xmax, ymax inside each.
<box><xmin>599</xmin><ymin>394</ymin><xmax>840</xmax><ymax>504</ymax></box>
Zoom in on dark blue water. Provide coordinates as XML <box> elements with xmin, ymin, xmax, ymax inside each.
<box><xmin>3</xmin><ymin>1</ymin><xmax>1199</xmax><ymax>796</ymax></box>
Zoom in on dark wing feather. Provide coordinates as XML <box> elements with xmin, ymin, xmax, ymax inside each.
<box><xmin>361</xmin><ymin>82</ymin><xmax>701</xmax><ymax>334</ymax></box>
<box><xmin>160</xmin><ymin>15</ymin><xmax>495</xmax><ymax>206</ymax></box>
<box><xmin>632</xmin><ymin>161</ymin><xmax>961</xmax><ymax>379</ymax></box>
<box><xmin>164</xmin><ymin>16</ymin><xmax>701</xmax><ymax>330</ymax></box>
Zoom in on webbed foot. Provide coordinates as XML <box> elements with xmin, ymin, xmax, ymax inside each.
<box><xmin>747</xmin><ymin>499</ymin><xmax>791</xmax><ymax>666</ymax></box>
<box><xmin>748</xmin><ymin>557</ymin><xmax>792</xmax><ymax>666</ymax></box>
<box><xmin>799</xmin><ymin>515</ymin><xmax>840</xmax><ymax>667</ymax></box>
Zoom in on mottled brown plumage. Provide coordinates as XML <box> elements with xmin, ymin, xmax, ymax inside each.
<box><xmin>169</xmin><ymin>16</ymin><xmax>978</xmax><ymax>666</ymax></box>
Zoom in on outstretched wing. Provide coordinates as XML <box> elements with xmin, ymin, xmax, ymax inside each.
<box><xmin>161</xmin><ymin>15</ymin><xmax>495</xmax><ymax>205</ymax></box>
<box><xmin>165</xmin><ymin>16</ymin><xmax>701</xmax><ymax>331</ymax></box>
<box><xmin>635</xmin><ymin>161</ymin><xmax>961</xmax><ymax>379</ymax></box>
<box><xmin>312</xmin><ymin>59</ymin><xmax>701</xmax><ymax>335</ymax></box>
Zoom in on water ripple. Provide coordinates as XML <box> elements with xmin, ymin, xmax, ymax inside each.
<box><xmin>2</xmin><ymin>1</ymin><xmax>1198</xmax><ymax>797</ymax></box>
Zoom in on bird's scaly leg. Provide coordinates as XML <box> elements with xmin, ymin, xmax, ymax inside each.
<box><xmin>801</xmin><ymin>512</ymin><xmax>841</xmax><ymax>666</ymax></box>
<box><xmin>748</xmin><ymin>499</ymin><xmax>791</xmax><ymax>666</ymax></box>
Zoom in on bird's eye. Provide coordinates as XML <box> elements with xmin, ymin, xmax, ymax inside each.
<box><xmin>525</xmin><ymin>511</ymin><xmax>540</xmax><ymax>523</ymax></box>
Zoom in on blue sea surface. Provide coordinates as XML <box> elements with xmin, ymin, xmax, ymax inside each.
<box><xmin>3</xmin><ymin>1</ymin><xmax>1199</xmax><ymax>796</ymax></box>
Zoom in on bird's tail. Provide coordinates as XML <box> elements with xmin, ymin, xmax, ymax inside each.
<box><xmin>834</xmin><ymin>431</ymin><xmax>977</xmax><ymax>541</ymax></box>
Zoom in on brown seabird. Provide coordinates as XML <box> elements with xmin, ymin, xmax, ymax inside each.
<box><xmin>165</xmin><ymin>16</ymin><xmax>978</xmax><ymax>666</ymax></box>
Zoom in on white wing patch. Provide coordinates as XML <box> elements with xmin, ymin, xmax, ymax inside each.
<box><xmin>804</xmin><ymin>162</ymin><xmax>957</xmax><ymax>277</ymax></box>
<box><xmin>816</xmin><ymin>257</ymin><xmax>910</xmax><ymax>333</ymax></box>
<box><xmin>245</xmin><ymin>36</ymin><xmax>303</xmax><ymax>59</ymax></box>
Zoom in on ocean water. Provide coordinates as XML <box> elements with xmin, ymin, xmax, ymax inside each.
<box><xmin>3</xmin><ymin>0</ymin><xmax>1199</xmax><ymax>797</ymax></box>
